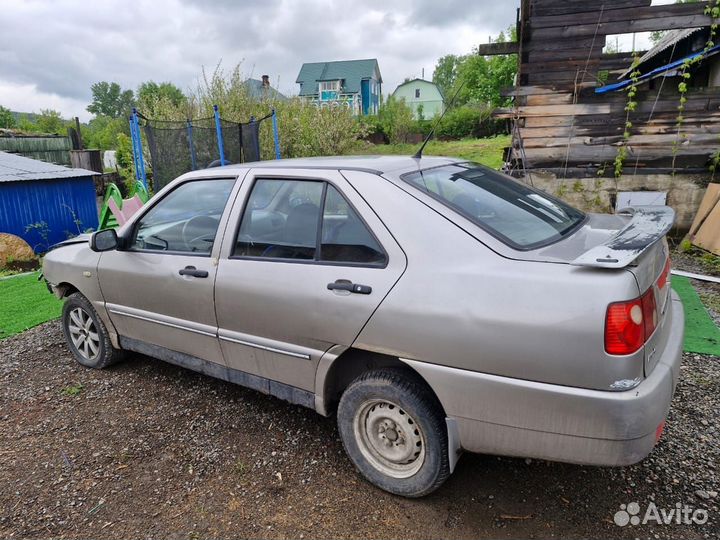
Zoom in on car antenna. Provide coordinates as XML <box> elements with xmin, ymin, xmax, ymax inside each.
<box><xmin>412</xmin><ymin>80</ymin><xmax>466</xmax><ymax>159</ymax></box>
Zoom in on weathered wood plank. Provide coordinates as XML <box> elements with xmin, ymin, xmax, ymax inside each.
<box><xmin>521</xmin><ymin>133</ymin><xmax>720</xmax><ymax>148</ymax></box>
<box><xmin>530</xmin><ymin>0</ymin><xmax>650</xmax><ymax>18</ymax></box>
<box><xmin>530</xmin><ymin>14</ymin><xmax>720</xmax><ymax>40</ymax></box>
<box><xmin>499</xmin><ymin>97</ymin><xmax>720</xmax><ymax>119</ymax></box>
<box><xmin>526</xmin><ymin>93</ymin><xmax>575</xmax><ymax>105</ymax></box>
<box><xmin>531</xmin><ymin>2</ymin><xmax>711</xmax><ymax>29</ymax></box>
<box><xmin>476</xmin><ymin>41</ymin><xmax>519</xmax><ymax>56</ymax></box>
<box><xmin>523</xmin><ymin>59</ymin><xmax>601</xmax><ymax>74</ymax></box>
<box><xmin>520</xmin><ymin>123</ymin><xmax>720</xmax><ymax>138</ymax></box>
<box><xmin>518</xmin><ymin>145</ymin><xmax>717</xmax><ymax>163</ymax></box>
<box><xmin>496</xmin><ymin>104</ymin><xmax>613</xmax><ymax>118</ymax></box>
<box><xmin>524</xmin><ymin>37</ymin><xmax>606</xmax><ymax>53</ymax></box>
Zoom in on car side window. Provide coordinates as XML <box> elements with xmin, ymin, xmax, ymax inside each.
<box><xmin>131</xmin><ymin>179</ymin><xmax>235</xmax><ymax>255</ymax></box>
<box><xmin>236</xmin><ymin>179</ymin><xmax>324</xmax><ymax>260</ymax></box>
<box><xmin>320</xmin><ymin>185</ymin><xmax>386</xmax><ymax>265</ymax></box>
<box><xmin>234</xmin><ymin>179</ymin><xmax>386</xmax><ymax>266</ymax></box>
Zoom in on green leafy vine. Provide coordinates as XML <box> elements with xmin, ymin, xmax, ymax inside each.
<box><xmin>613</xmin><ymin>53</ymin><xmax>641</xmax><ymax>182</ymax></box>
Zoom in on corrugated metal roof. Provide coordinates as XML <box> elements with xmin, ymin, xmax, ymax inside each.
<box><xmin>243</xmin><ymin>78</ymin><xmax>288</xmax><ymax>101</ymax></box>
<box><xmin>619</xmin><ymin>27</ymin><xmax>704</xmax><ymax>79</ymax></box>
<box><xmin>295</xmin><ymin>59</ymin><xmax>381</xmax><ymax>96</ymax></box>
<box><xmin>0</xmin><ymin>151</ymin><xmax>97</xmax><ymax>183</ymax></box>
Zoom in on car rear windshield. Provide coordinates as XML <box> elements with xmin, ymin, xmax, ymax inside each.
<box><xmin>402</xmin><ymin>163</ymin><xmax>586</xmax><ymax>250</ymax></box>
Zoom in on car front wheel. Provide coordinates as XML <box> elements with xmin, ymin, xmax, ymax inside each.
<box><xmin>337</xmin><ymin>368</ymin><xmax>450</xmax><ymax>497</ymax></box>
<box><xmin>61</xmin><ymin>292</ymin><xmax>124</xmax><ymax>369</ymax></box>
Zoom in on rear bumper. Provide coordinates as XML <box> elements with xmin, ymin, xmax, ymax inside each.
<box><xmin>402</xmin><ymin>292</ymin><xmax>685</xmax><ymax>466</ymax></box>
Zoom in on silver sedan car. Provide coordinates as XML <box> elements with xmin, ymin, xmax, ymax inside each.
<box><xmin>43</xmin><ymin>156</ymin><xmax>684</xmax><ymax>497</ymax></box>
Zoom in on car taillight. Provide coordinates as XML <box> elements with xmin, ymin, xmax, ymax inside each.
<box><xmin>657</xmin><ymin>257</ymin><xmax>671</xmax><ymax>290</ymax></box>
<box><xmin>605</xmin><ymin>288</ymin><xmax>658</xmax><ymax>355</ymax></box>
<box><xmin>641</xmin><ymin>287</ymin><xmax>657</xmax><ymax>339</ymax></box>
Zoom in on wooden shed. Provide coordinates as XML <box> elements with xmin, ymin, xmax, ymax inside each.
<box><xmin>479</xmin><ymin>0</ymin><xmax>720</xmax><ymax>229</ymax></box>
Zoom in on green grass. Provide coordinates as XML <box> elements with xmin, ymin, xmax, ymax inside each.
<box><xmin>671</xmin><ymin>275</ymin><xmax>720</xmax><ymax>356</ymax></box>
<box><xmin>60</xmin><ymin>383</ymin><xmax>84</xmax><ymax>396</ymax></box>
<box><xmin>0</xmin><ymin>272</ymin><xmax>62</xmax><ymax>340</ymax></box>
<box><xmin>352</xmin><ymin>135</ymin><xmax>511</xmax><ymax>169</ymax></box>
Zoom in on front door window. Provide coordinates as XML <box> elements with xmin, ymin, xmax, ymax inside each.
<box><xmin>131</xmin><ymin>179</ymin><xmax>234</xmax><ymax>254</ymax></box>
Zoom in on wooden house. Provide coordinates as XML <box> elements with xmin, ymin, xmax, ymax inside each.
<box><xmin>296</xmin><ymin>59</ymin><xmax>382</xmax><ymax>116</ymax></box>
<box><xmin>392</xmin><ymin>79</ymin><xmax>445</xmax><ymax>119</ymax></box>
<box><xmin>479</xmin><ymin>0</ymin><xmax>720</xmax><ymax>229</ymax></box>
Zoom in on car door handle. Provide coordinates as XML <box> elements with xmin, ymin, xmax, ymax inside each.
<box><xmin>179</xmin><ymin>266</ymin><xmax>209</xmax><ymax>278</ymax></box>
<box><xmin>327</xmin><ymin>280</ymin><xmax>372</xmax><ymax>295</ymax></box>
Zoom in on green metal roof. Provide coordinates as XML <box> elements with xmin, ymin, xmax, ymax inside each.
<box><xmin>295</xmin><ymin>59</ymin><xmax>381</xmax><ymax>96</ymax></box>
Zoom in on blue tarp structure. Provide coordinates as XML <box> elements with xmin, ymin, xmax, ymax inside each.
<box><xmin>595</xmin><ymin>43</ymin><xmax>720</xmax><ymax>94</ymax></box>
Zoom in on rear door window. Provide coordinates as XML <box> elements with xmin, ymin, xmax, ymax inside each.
<box><xmin>234</xmin><ymin>179</ymin><xmax>387</xmax><ymax>265</ymax></box>
<box><xmin>402</xmin><ymin>163</ymin><xmax>585</xmax><ymax>250</ymax></box>
<box><xmin>321</xmin><ymin>185</ymin><xmax>386</xmax><ymax>264</ymax></box>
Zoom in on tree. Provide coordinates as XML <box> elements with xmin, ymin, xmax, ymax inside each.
<box><xmin>433</xmin><ymin>26</ymin><xmax>518</xmax><ymax>109</ymax></box>
<box><xmin>0</xmin><ymin>105</ymin><xmax>15</xmax><ymax>129</ymax></box>
<box><xmin>36</xmin><ymin>109</ymin><xmax>65</xmax><ymax>134</ymax></box>
<box><xmin>17</xmin><ymin>114</ymin><xmax>39</xmax><ymax>133</ymax></box>
<box><xmin>433</xmin><ymin>55</ymin><xmax>462</xmax><ymax>97</ymax></box>
<box><xmin>136</xmin><ymin>81</ymin><xmax>186</xmax><ymax>117</ymax></box>
<box><xmin>87</xmin><ymin>81</ymin><xmax>135</xmax><ymax>118</ymax></box>
<box><xmin>82</xmin><ymin>115</ymin><xmax>128</xmax><ymax>150</ymax></box>
<box><xmin>377</xmin><ymin>95</ymin><xmax>415</xmax><ymax>144</ymax></box>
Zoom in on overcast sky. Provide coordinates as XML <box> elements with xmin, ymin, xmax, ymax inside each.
<box><xmin>0</xmin><ymin>0</ymin><xmax>519</xmax><ymax>122</ymax></box>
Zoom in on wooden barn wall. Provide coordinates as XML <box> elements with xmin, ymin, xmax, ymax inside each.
<box><xmin>495</xmin><ymin>0</ymin><xmax>720</xmax><ymax>176</ymax></box>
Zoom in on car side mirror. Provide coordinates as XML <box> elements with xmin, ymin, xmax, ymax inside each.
<box><xmin>90</xmin><ymin>229</ymin><xmax>119</xmax><ymax>252</ymax></box>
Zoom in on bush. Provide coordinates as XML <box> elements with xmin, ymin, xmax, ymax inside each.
<box><xmin>376</xmin><ymin>96</ymin><xmax>415</xmax><ymax>144</ymax></box>
<box><xmin>435</xmin><ymin>103</ymin><xmax>501</xmax><ymax>139</ymax></box>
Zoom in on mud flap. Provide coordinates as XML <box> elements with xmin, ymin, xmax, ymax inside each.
<box><xmin>446</xmin><ymin>417</ymin><xmax>462</xmax><ymax>473</ymax></box>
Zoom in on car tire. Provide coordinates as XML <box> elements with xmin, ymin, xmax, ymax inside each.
<box><xmin>337</xmin><ymin>368</ymin><xmax>450</xmax><ymax>497</ymax></box>
<box><xmin>61</xmin><ymin>292</ymin><xmax>124</xmax><ymax>369</ymax></box>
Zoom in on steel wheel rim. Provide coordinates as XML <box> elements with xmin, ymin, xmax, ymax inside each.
<box><xmin>353</xmin><ymin>399</ymin><xmax>426</xmax><ymax>479</ymax></box>
<box><xmin>67</xmin><ymin>307</ymin><xmax>100</xmax><ymax>361</ymax></box>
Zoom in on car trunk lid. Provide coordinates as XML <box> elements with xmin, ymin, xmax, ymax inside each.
<box><xmin>522</xmin><ymin>206</ymin><xmax>674</xmax><ymax>377</ymax></box>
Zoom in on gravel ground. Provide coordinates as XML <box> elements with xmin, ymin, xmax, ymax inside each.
<box><xmin>0</xmin><ymin>321</ymin><xmax>718</xmax><ymax>540</ymax></box>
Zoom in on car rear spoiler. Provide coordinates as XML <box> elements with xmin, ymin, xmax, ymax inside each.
<box><xmin>571</xmin><ymin>206</ymin><xmax>675</xmax><ymax>269</ymax></box>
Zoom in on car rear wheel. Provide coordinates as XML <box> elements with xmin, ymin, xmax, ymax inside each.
<box><xmin>337</xmin><ymin>368</ymin><xmax>450</xmax><ymax>497</ymax></box>
<box><xmin>62</xmin><ymin>293</ymin><xmax>124</xmax><ymax>369</ymax></box>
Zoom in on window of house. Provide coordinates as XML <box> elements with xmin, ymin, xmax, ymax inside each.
<box><xmin>235</xmin><ymin>179</ymin><xmax>386</xmax><ymax>265</ymax></box>
<box><xmin>415</xmin><ymin>88</ymin><xmax>421</xmax><ymax>98</ymax></box>
<box><xmin>132</xmin><ymin>179</ymin><xmax>235</xmax><ymax>254</ymax></box>
<box><xmin>319</xmin><ymin>80</ymin><xmax>340</xmax><ymax>92</ymax></box>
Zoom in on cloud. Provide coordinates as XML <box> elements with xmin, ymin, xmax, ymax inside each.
<box><xmin>0</xmin><ymin>0</ymin><xmax>519</xmax><ymax>120</ymax></box>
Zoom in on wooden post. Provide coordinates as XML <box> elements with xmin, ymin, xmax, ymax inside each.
<box><xmin>75</xmin><ymin>117</ymin><xmax>84</xmax><ymax>150</ymax></box>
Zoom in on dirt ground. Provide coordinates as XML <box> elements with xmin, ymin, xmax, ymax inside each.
<box><xmin>1</xmin><ymin>321</ymin><xmax>718</xmax><ymax>540</ymax></box>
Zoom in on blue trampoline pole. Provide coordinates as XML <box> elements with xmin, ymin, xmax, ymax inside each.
<box><xmin>129</xmin><ymin>116</ymin><xmax>139</xmax><ymax>181</ymax></box>
<box><xmin>186</xmin><ymin>119</ymin><xmax>197</xmax><ymax>170</ymax></box>
<box><xmin>132</xmin><ymin>108</ymin><xmax>147</xmax><ymax>189</ymax></box>
<box><xmin>213</xmin><ymin>104</ymin><xmax>226</xmax><ymax>166</ymax></box>
<box><xmin>272</xmin><ymin>108</ymin><xmax>281</xmax><ymax>160</ymax></box>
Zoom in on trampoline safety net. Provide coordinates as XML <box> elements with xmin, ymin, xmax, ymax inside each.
<box><xmin>143</xmin><ymin>115</ymin><xmax>263</xmax><ymax>191</ymax></box>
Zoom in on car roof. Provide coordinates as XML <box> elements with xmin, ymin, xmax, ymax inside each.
<box><xmin>196</xmin><ymin>155</ymin><xmax>465</xmax><ymax>177</ymax></box>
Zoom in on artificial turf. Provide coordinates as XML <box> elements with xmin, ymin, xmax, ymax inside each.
<box><xmin>0</xmin><ymin>272</ymin><xmax>62</xmax><ymax>340</ymax></box>
<box><xmin>671</xmin><ymin>275</ymin><xmax>720</xmax><ymax>356</ymax></box>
